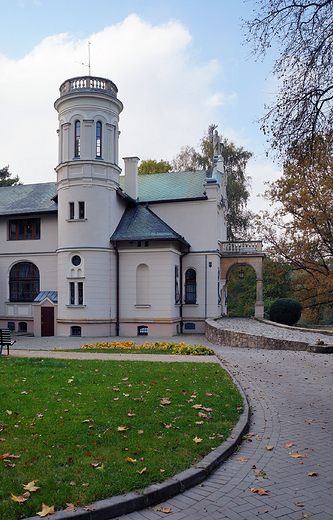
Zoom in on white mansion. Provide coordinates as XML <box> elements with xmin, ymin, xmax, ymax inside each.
<box><xmin>0</xmin><ymin>76</ymin><xmax>264</xmax><ymax>337</ymax></box>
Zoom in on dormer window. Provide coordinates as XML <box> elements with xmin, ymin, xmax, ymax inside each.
<box><xmin>96</xmin><ymin>121</ymin><xmax>102</xmax><ymax>158</ymax></box>
<box><xmin>74</xmin><ymin>120</ymin><xmax>81</xmax><ymax>157</ymax></box>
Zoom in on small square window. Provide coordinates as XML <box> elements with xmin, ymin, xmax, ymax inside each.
<box><xmin>137</xmin><ymin>326</ymin><xmax>148</xmax><ymax>336</ymax></box>
<box><xmin>71</xmin><ymin>326</ymin><xmax>81</xmax><ymax>336</ymax></box>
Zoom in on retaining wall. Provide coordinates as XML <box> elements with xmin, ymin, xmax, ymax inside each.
<box><xmin>205</xmin><ymin>318</ymin><xmax>333</xmax><ymax>353</ymax></box>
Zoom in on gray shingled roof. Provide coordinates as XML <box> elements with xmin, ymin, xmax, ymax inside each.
<box><xmin>110</xmin><ymin>204</ymin><xmax>189</xmax><ymax>245</ymax></box>
<box><xmin>33</xmin><ymin>291</ymin><xmax>58</xmax><ymax>304</ymax></box>
<box><xmin>119</xmin><ymin>169</ymin><xmax>221</xmax><ymax>203</ymax></box>
<box><xmin>0</xmin><ymin>182</ymin><xmax>57</xmax><ymax>216</ymax></box>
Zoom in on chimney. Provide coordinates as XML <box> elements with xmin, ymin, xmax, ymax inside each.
<box><xmin>123</xmin><ymin>156</ymin><xmax>140</xmax><ymax>200</ymax></box>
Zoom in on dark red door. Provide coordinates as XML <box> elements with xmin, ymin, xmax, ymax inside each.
<box><xmin>41</xmin><ymin>307</ymin><xmax>54</xmax><ymax>336</ymax></box>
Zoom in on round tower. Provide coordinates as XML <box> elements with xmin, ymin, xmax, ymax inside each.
<box><xmin>54</xmin><ymin>76</ymin><xmax>124</xmax><ymax>337</ymax></box>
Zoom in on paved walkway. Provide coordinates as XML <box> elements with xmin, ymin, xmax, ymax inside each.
<box><xmin>5</xmin><ymin>328</ymin><xmax>333</xmax><ymax>519</ymax></box>
<box><xmin>118</xmin><ymin>345</ymin><xmax>333</xmax><ymax>520</ymax></box>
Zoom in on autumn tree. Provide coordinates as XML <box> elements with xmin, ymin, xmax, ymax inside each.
<box><xmin>138</xmin><ymin>159</ymin><xmax>172</xmax><ymax>175</ymax></box>
<box><xmin>171</xmin><ymin>134</ymin><xmax>253</xmax><ymax>240</ymax></box>
<box><xmin>243</xmin><ymin>0</ymin><xmax>333</xmax><ymax>156</ymax></box>
<box><xmin>0</xmin><ymin>165</ymin><xmax>20</xmax><ymax>186</ymax></box>
<box><xmin>257</xmin><ymin>132</ymin><xmax>333</xmax><ymax>321</ymax></box>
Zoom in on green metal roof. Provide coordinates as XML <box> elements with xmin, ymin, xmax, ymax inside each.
<box><xmin>119</xmin><ymin>169</ymin><xmax>219</xmax><ymax>202</ymax></box>
<box><xmin>111</xmin><ymin>204</ymin><xmax>189</xmax><ymax>245</ymax></box>
<box><xmin>0</xmin><ymin>182</ymin><xmax>57</xmax><ymax>216</ymax></box>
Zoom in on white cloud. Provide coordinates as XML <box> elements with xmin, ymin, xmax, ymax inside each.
<box><xmin>0</xmin><ymin>14</ymin><xmax>230</xmax><ymax>183</ymax></box>
<box><xmin>207</xmin><ymin>91</ymin><xmax>237</xmax><ymax>107</ymax></box>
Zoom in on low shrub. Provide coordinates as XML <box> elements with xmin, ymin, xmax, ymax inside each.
<box><xmin>269</xmin><ymin>298</ymin><xmax>303</xmax><ymax>326</ymax></box>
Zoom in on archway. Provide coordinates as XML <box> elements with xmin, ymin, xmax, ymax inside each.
<box><xmin>227</xmin><ymin>264</ymin><xmax>257</xmax><ymax>316</ymax></box>
<box><xmin>220</xmin><ymin>243</ymin><xmax>265</xmax><ymax>318</ymax></box>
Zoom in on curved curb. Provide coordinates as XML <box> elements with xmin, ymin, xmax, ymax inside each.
<box><xmin>23</xmin><ymin>363</ymin><xmax>250</xmax><ymax>520</ymax></box>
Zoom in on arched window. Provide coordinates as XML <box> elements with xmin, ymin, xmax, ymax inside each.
<box><xmin>9</xmin><ymin>262</ymin><xmax>39</xmax><ymax>302</ymax></box>
<box><xmin>185</xmin><ymin>268</ymin><xmax>196</xmax><ymax>304</ymax></box>
<box><xmin>74</xmin><ymin>120</ymin><xmax>81</xmax><ymax>157</ymax></box>
<box><xmin>96</xmin><ymin>121</ymin><xmax>102</xmax><ymax>157</ymax></box>
<box><xmin>136</xmin><ymin>264</ymin><xmax>149</xmax><ymax>305</ymax></box>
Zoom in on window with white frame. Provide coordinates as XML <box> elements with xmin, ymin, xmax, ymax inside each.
<box><xmin>74</xmin><ymin>120</ymin><xmax>81</xmax><ymax>157</ymax></box>
<box><xmin>96</xmin><ymin>121</ymin><xmax>102</xmax><ymax>158</ymax></box>
<box><xmin>185</xmin><ymin>268</ymin><xmax>196</xmax><ymax>304</ymax></box>
<box><xmin>69</xmin><ymin>281</ymin><xmax>84</xmax><ymax>305</ymax></box>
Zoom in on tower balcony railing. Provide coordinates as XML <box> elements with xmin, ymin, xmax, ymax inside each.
<box><xmin>59</xmin><ymin>76</ymin><xmax>118</xmax><ymax>98</ymax></box>
<box><xmin>220</xmin><ymin>240</ymin><xmax>263</xmax><ymax>255</ymax></box>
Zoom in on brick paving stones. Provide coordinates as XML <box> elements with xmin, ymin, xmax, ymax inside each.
<box><xmin>117</xmin><ymin>345</ymin><xmax>333</xmax><ymax>520</ymax></box>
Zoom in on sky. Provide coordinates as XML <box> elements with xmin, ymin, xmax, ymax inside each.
<box><xmin>0</xmin><ymin>0</ymin><xmax>282</xmax><ymax>213</ymax></box>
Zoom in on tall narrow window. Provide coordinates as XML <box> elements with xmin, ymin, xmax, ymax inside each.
<box><xmin>69</xmin><ymin>202</ymin><xmax>75</xmax><ymax>220</ymax></box>
<box><xmin>185</xmin><ymin>268</ymin><xmax>196</xmax><ymax>304</ymax></box>
<box><xmin>78</xmin><ymin>201</ymin><xmax>85</xmax><ymax>219</ymax></box>
<box><xmin>74</xmin><ymin>120</ymin><xmax>81</xmax><ymax>157</ymax></box>
<box><xmin>175</xmin><ymin>265</ymin><xmax>180</xmax><ymax>304</ymax></box>
<box><xmin>9</xmin><ymin>262</ymin><xmax>40</xmax><ymax>302</ymax></box>
<box><xmin>96</xmin><ymin>121</ymin><xmax>102</xmax><ymax>157</ymax></box>
<box><xmin>70</xmin><ymin>282</ymin><xmax>75</xmax><ymax>305</ymax></box>
<box><xmin>78</xmin><ymin>282</ymin><xmax>84</xmax><ymax>305</ymax></box>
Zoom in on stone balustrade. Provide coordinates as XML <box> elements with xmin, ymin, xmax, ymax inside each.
<box><xmin>220</xmin><ymin>241</ymin><xmax>262</xmax><ymax>255</ymax></box>
<box><xmin>59</xmin><ymin>76</ymin><xmax>118</xmax><ymax>98</ymax></box>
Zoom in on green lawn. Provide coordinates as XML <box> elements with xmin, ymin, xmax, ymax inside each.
<box><xmin>0</xmin><ymin>356</ymin><xmax>243</xmax><ymax>520</ymax></box>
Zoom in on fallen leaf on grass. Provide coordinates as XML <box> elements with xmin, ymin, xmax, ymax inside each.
<box><xmin>70</xmin><ymin>481</ymin><xmax>76</xmax><ymax>486</ymax></box>
<box><xmin>251</xmin><ymin>488</ymin><xmax>269</xmax><ymax>495</ymax></box>
<box><xmin>6</xmin><ymin>410</ymin><xmax>12</xmax><ymax>415</ymax></box>
<box><xmin>290</xmin><ymin>452</ymin><xmax>306</xmax><ymax>459</ymax></box>
<box><xmin>236</xmin><ymin>457</ymin><xmax>248</xmax><ymax>462</ymax></box>
<box><xmin>37</xmin><ymin>503</ymin><xmax>55</xmax><ymax>517</ymax></box>
<box><xmin>82</xmin><ymin>483</ymin><xmax>89</xmax><ymax>487</ymax></box>
<box><xmin>295</xmin><ymin>501</ymin><xmax>304</xmax><ymax>507</ymax></box>
<box><xmin>96</xmin><ymin>463</ymin><xmax>105</xmax><ymax>471</ymax></box>
<box><xmin>0</xmin><ymin>452</ymin><xmax>10</xmax><ymax>459</ymax></box>
<box><xmin>136</xmin><ymin>467</ymin><xmax>146</xmax><ymax>474</ymax></box>
<box><xmin>126</xmin><ymin>457</ymin><xmax>137</xmax><ymax>463</ymax></box>
<box><xmin>284</xmin><ymin>441</ymin><xmax>295</xmax><ymax>448</ymax></box>
<box><xmin>192</xmin><ymin>404</ymin><xmax>202</xmax><ymax>409</ymax></box>
<box><xmin>65</xmin><ymin>503</ymin><xmax>76</xmax><ymax>512</ymax></box>
<box><xmin>117</xmin><ymin>426</ymin><xmax>128</xmax><ymax>432</ymax></box>
<box><xmin>193</xmin><ymin>436</ymin><xmax>202</xmax><ymax>443</ymax></box>
<box><xmin>138</xmin><ymin>430</ymin><xmax>144</xmax><ymax>434</ymax></box>
<box><xmin>23</xmin><ymin>481</ymin><xmax>40</xmax><ymax>492</ymax></box>
<box><xmin>160</xmin><ymin>399</ymin><xmax>171</xmax><ymax>406</ymax></box>
<box><xmin>308</xmin><ymin>472</ymin><xmax>318</xmax><ymax>476</ymax></box>
<box><xmin>10</xmin><ymin>492</ymin><xmax>30</xmax><ymax>503</ymax></box>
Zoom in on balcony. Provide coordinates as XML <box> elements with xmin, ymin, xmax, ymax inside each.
<box><xmin>220</xmin><ymin>241</ymin><xmax>263</xmax><ymax>255</ymax></box>
<box><xmin>59</xmin><ymin>76</ymin><xmax>118</xmax><ymax>98</ymax></box>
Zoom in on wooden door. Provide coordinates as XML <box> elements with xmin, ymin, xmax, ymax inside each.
<box><xmin>41</xmin><ymin>307</ymin><xmax>54</xmax><ymax>336</ymax></box>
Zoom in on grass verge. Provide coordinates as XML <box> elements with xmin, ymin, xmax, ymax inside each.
<box><xmin>1</xmin><ymin>356</ymin><xmax>243</xmax><ymax>519</ymax></box>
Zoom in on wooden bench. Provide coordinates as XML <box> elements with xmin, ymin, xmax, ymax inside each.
<box><xmin>0</xmin><ymin>328</ymin><xmax>16</xmax><ymax>356</ymax></box>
